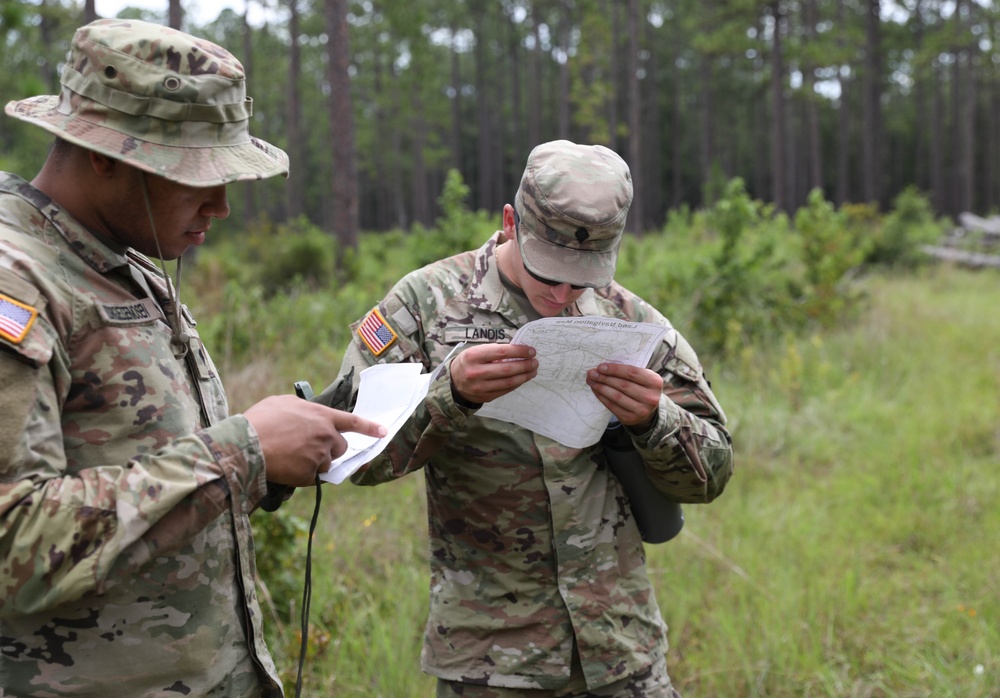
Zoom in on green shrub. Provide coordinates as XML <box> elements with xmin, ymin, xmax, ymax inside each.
<box><xmin>794</xmin><ymin>188</ymin><xmax>870</xmax><ymax>326</ymax></box>
<box><xmin>690</xmin><ymin>178</ymin><xmax>803</xmax><ymax>355</ymax></box>
<box><xmin>251</xmin><ymin>506</ymin><xmax>311</xmax><ymax>624</ymax></box>
<box><xmin>187</xmin><ymin>177</ymin><xmax>930</xmax><ymax>383</ymax></box>
<box><xmin>614</xmin><ymin>222</ymin><xmax>711</xmax><ymax>334</ymax></box>
<box><xmin>865</xmin><ymin>187</ymin><xmax>944</xmax><ymax>269</ymax></box>
<box><xmin>258</xmin><ymin>218</ymin><xmax>338</xmax><ymax>296</ymax></box>
<box><xmin>413</xmin><ymin>169</ymin><xmax>496</xmax><ymax>266</ymax></box>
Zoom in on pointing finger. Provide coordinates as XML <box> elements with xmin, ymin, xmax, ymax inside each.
<box><xmin>330</xmin><ymin>410</ymin><xmax>388</xmax><ymax>439</ymax></box>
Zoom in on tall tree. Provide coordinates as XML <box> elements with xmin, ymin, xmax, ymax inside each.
<box><xmin>667</xmin><ymin>4</ymin><xmax>685</xmax><ymax>209</ymax></box>
<box><xmin>286</xmin><ymin>0</ymin><xmax>304</xmax><ymax>219</ymax></box>
<box><xmin>929</xmin><ymin>51</ymin><xmax>945</xmax><ymax>212</ymax></box>
<box><xmin>169</xmin><ymin>0</ymin><xmax>182</xmax><ymax>29</ymax></box>
<box><xmin>570</xmin><ymin>0</ymin><xmax>615</xmax><ymax>144</ymax></box>
<box><xmin>11</xmin><ymin>0</ymin><xmax>1000</xmax><ymax>231</ymax></box>
<box><xmin>834</xmin><ymin>0</ymin><xmax>851</xmax><ymax>204</ymax></box>
<box><xmin>38</xmin><ymin>0</ymin><xmax>57</xmax><ymax>90</ymax></box>
<box><xmin>641</xmin><ymin>2</ymin><xmax>664</xmax><ymax>223</ymax></box>
<box><xmin>986</xmin><ymin>5</ymin><xmax>1000</xmax><ymax>207</ymax></box>
<box><xmin>241</xmin><ymin>1</ymin><xmax>257</xmax><ymax>225</ymax></box>
<box><xmin>802</xmin><ymin>0</ymin><xmax>824</xmax><ymax>194</ymax></box>
<box><xmin>449</xmin><ymin>14</ymin><xmax>464</xmax><ymax>172</ymax></box>
<box><xmin>609</xmin><ymin>0</ymin><xmax>621</xmax><ymax>153</ymax></box>
<box><xmin>770</xmin><ymin>1</ymin><xmax>787</xmax><ymax>211</ymax></box>
<box><xmin>697</xmin><ymin>55</ymin><xmax>715</xmax><ymax>198</ymax></box>
<box><xmin>954</xmin><ymin>0</ymin><xmax>974</xmax><ymax>214</ymax></box>
<box><xmin>754</xmin><ymin>12</ymin><xmax>771</xmax><ymax>203</ymax></box>
<box><xmin>556</xmin><ymin>0</ymin><xmax>572</xmax><ymax>139</ymax></box>
<box><xmin>326</xmin><ymin>0</ymin><xmax>359</xmax><ymax>249</ymax></box>
<box><xmin>861</xmin><ymin>0</ymin><xmax>883</xmax><ymax>205</ymax></box>
<box><xmin>504</xmin><ymin>3</ymin><xmax>526</xmax><ymax>199</ymax></box>
<box><xmin>911</xmin><ymin>0</ymin><xmax>929</xmax><ymax>193</ymax></box>
<box><xmin>470</xmin><ymin>0</ymin><xmax>494</xmax><ymax>212</ymax></box>
<box><xmin>528</xmin><ymin>0</ymin><xmax>544</xmax><ymax>149</ymax></box>
<box><xmin>625</xmin><ymin>0</ymin><xmax>642</xmax><ymax>231</ymax></box>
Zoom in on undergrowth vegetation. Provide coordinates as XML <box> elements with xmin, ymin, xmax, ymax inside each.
<box><xmin>181</xmin><ymin>177</ymin><xmax>998</xmax><ymax>696</ymax></box>
<box><xmin>189</xmin><ymin>175</ymin><xmax>944</xmax><ymax>381</ymax></box>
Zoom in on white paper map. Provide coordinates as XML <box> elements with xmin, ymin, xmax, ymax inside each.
<box><xmin>476</xmin><ymin>316</ymin><xmax>668</xmax><ymax>448</ymax></box>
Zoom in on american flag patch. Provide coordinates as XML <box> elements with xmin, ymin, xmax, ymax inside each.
<box><xmin>0</xmin><ymin>293</ymin><xmax>38</xmax><ymax>344</ymax></box>
<box><xmin>357</xmin><ymin>307</ymin><xmax>397</xmax><ymax>356</ymax></box>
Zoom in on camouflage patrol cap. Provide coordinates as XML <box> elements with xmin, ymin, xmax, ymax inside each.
<box><xmin>514</xmin><ymin>140</ymin><xmax>632</xmax><ymax>288</ymax></box>
<box><xmin>4</xmin><ymin>18</ymin><xmax>288</xmax><ymax>187</ymax></box>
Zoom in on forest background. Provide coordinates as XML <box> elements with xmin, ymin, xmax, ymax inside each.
<box><xmin>2</xmin><ymin>1</ymin><xmax>999</xmax><ymax>696</ymax></box>
<box><xmin>3</xmin><ymin>0</ymin><xmax>1000</xmax><ymax>240</ymax></box>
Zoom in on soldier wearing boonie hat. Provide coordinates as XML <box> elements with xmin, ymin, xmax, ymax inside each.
<box><xmin>336</xmin><ymin>139</ymin><xmax>733</xmax><ymax>696</ymax></box>
<box><xmin>0</xmin><ymin>18</ymin><xmax>386</xmax><ymax>697</ymax></box>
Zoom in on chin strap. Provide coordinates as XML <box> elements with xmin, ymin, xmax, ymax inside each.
<box><xmin>139</xmin><ymin>172</ymin><xmax>190</xmax><ymax>358</ymax></box>
<box><xmin>138</xmin><ymin>175</ymin><xmax>322</xmax><ymax>693</ymax></box>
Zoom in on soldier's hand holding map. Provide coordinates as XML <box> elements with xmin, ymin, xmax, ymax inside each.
<box><xmin>449</xmin><ymin>342</ymin><xmax>538</xmax><ymax>406</ymax></box>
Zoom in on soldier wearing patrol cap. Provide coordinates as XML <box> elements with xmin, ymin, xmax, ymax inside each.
<box><xmin>0</xmin><ymin>19</ymin><xmax>385</xmax><ymax>696</ymax></box>
<box><xmin>338</xmin><ymin>140</ymin><xmax>734</xmax><ymax>697</ymax></box>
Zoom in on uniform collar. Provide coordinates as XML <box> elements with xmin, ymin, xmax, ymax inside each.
<box><xmin>0</xmin><ymin>172</ymin><xmax>131</xmax><ymax>274</ymax></box>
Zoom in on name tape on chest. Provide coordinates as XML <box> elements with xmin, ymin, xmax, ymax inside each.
<box><xmin>0</xmin><ymin>292</ymin><xmax>38</xmax><ymax>344</ymax></box>
<box><xmin>357</xmin><ymin>307</ymin><xmax>398</xmax><ymax>356</ymax></box>
<box><xmin>98</xmin><ymin>299</ymin><xmax>164</xmax><ymax>325</ymax></box>
<box><xmin>442</xmin><ymin>325</ymin><xmax>510</xmax><ymax>344</ymax></box>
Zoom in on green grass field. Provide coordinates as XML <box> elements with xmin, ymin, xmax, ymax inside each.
<box><xmin>252</xmin><ymin>265</ymin><xmax>998</xmax><ymax>697</ymax></box>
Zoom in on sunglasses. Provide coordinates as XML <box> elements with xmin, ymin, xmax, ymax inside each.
<box><xmin>523</xmin><ymin>264</ymin><xmax>586</xmax><ymax>290</ymax></box>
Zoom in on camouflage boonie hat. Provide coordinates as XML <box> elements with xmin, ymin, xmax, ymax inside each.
<box><xmin>514</xmin><ymin>140</ymin><xmax>632</xmax><ymax>289</ymax></box>
<box><xmin>4</xmin><ymin>18</ymin><xmax>288</xmax><ymax>187</ymax></box>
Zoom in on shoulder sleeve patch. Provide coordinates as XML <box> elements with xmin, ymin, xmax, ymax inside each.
<box><xmin>0</xmin><ymin>292</ymin><xmax>38</xmax><ymax>345</ymax></box>
<box><xmin>356</xmin><ymin>307</ymin><xmax>398</xmax><ymax>356</ymax></box>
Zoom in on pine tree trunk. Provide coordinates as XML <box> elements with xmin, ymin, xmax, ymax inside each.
<box><xmin>326</xmin><ymin>0</ymin><xmax>359</xmax><ymax>250</ymax></box>
<box><xmin>626</xmin><ymin>0</ymin><xmax>642</xmax><ymax>232</ymax></box>
<box><xmin>286</xmin><ymin>0</ymin><xmax>304</xmax><ymax>220</ymax></box>
<box><xmin>168</xmin><ymin>0</ymin><xmax>183</xmax><ymax>29</ymax></box>
<box><xmin>804</xmin><ymin>0</ymin><xmax>823</xmax><ymax>193</ymax></box>
<box><xmin>861</xmin><ymin>0</ymin><xmax>882</xmax><ymax>205</ymax></box>
<box><xmin>770</xmin><ymin>1</ymin><xmax>786</xmax><ymax>212</ymax></box>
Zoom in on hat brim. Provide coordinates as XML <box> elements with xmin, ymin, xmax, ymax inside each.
<box><xmin>6</xmin><ymin>95</ymin><xmax>288</xmax><ymax>187</ymax></box>
<box><xmin>518</xmin><ymin>230</ymin><xmax>619</xmax><ymax>289</ymax></box>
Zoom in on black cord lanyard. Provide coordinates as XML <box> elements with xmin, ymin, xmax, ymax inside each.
<box><xmin>293</xmin><ymin>475</ymin><xmax>322</xmax><ymax>698</ymax></box>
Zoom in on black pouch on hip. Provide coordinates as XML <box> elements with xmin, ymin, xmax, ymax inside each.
<box><xmin>602</xmin><ymin>418</ymin><xmax>684</xmax><ymax>544</ymax></box>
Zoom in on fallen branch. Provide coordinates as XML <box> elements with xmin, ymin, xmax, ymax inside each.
<box><xmin>921</xmin><ymin>245</ymin><xmax>1000</xmax><ymax>269</ymax></box>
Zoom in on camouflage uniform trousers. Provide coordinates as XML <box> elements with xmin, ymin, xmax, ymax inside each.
<box><xmin>437</xmin><ymin>654</ymin><xmax>681</xmax><ymax>698</ymax></box>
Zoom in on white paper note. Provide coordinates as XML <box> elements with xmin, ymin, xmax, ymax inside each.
<box><xmin>322</xmin><ymin>345</ymin><xmax>461</xmax><ymax>484</ymax></box>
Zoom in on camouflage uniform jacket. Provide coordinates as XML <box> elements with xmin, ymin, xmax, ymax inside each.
<box><xmin>341</xmin><ymin>231</ymin><xmax>734</xmax><ymax>690</ymax></box>
<box><xmin>0</xmin><ymin>174</ymin><xmax>281</xmax><ymax>697</ymax></box>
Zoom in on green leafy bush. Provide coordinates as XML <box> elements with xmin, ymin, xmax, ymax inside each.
<box><xmin>189</xmin><ymin>177</ymin><xmax>897</xmax><ymax>377</ymax></box>
<box><xmin>251</xmin><ymin>507</ymin><xmax>311</xmax><ymax>624</ymax></box>
<box><xmin>865</xmin><ymin>187</ymin><xmax>945</xmax><ymax>269</ymax></box>
<box><xmin>795</xmin><ymin>188</ymin><xmax>871</xmax><ymax>325</ymax></box>
<box><xmin>414</xmin><ymin>169</ymin><xmax>498</xmax><ymax>267</ymax></box>
<box><xmin>689</xmin><ymin>178</ymin><xmax>804</xmax><ymax>355</ymax></box>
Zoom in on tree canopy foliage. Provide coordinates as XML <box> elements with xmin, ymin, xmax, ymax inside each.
<box><xmin>3</xmin><ymin>0</ymin><xmax>997</xmax><ymax>236</ymax></box>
